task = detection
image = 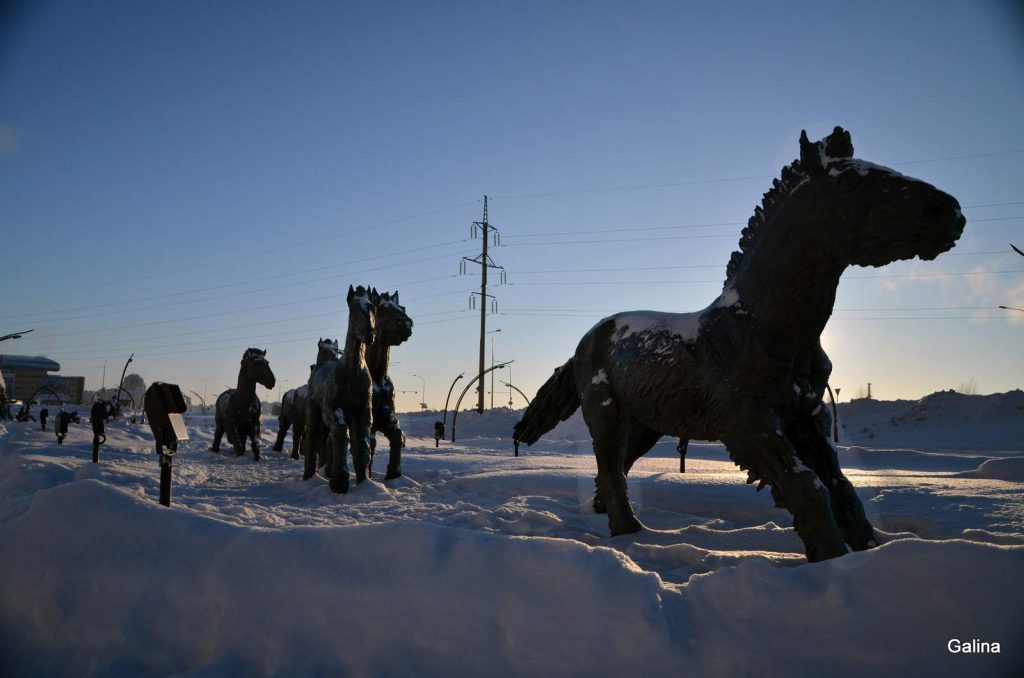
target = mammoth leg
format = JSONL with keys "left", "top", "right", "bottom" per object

{"left": 623, "top": 420, "right": 661, "bottom": 476}
{"left": 350, "top": 403, "right": 372, "bottom": 485}
{"left": 788, "top": 408, "right": 877, "bottom": 551}
{"left": 273, "top": 415, "right": 289, "bottom": 452}
{"left": 328, "top": 412, "right": 350, "bottom": 494}
{"left": 583, "top": 394, "right": 641, "bottom": 536}
{"left": 211, "top": 424, "right": 224, "bottom": 452}
{"left": 594, "top": 419, "right": 659, "bottom": 514}
{"left": 291, "top": 415, "right": 305, "bottom": 461}
{"left": 303, "top": 403, "right": 324, "bottom": 481}
{"left": 724, "top": 429, "right": 848, "bottom": 563}
{"left": 380, "top": 410, "right": 404, "bottom": 480}
{"left": 251, "top": 423, "right": 261, "bottom": 461}
{"left": 252, "top": 416, "right": 263, "bottom": 458}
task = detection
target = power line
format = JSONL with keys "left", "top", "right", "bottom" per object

{"left": 488, "top": 149, "right": 1024, "bottom": 202}
{"left": 503, "top": 270, "right": 1024, "bottom": 286}
{"left": 38, "top": 285, "right": 480, "bottom": 340}
{"left": 15, "top": 198, "right": 483, "bottom": 302}
{"left": 0, "top": 240, "right": 473, "bottom": 323}
{"left": 506, "top": 253, "right": 1017, "bottom": 275}
{"left": 498, "top": 311, "right": 1020, "bottom": 322}
{"left": 500, "top": 202, "right": 1024, "bottom": 240}
{"left": 60, "top": 312, "right": 479, "bottom": 366}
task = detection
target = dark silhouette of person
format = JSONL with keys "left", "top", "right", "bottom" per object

{"left": 40, "top": 407, "right": 48, "bottom": 431}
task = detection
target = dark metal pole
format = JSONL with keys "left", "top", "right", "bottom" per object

{"left": 115, "top": 352, "right": 134, "bottom": 416}
{"left": 678, "top": 439, "right": 688, "bottom": 473}
{"left": 499, "top": 380, "right": 531, "bottom": 406}
{"left": 442, "top": 373, "right": 464, "bottom": 427}
{"left": 157, "top": 436, "right": 173, "bottom": 507}
{"left": 451, "top": 362, "right": 511, "bottom": 442}
{"left": 0, "top": 329, "right": 34, "bottom": 342}
{"left": 477, "top": 196, "right": 488, "bottom": 414}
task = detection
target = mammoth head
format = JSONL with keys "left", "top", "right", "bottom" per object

{"left": 799, "top": 126, "right": 854, "bottom": 175}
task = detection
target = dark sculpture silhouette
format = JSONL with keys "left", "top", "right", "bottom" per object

{"left": 211, "top": 348, "right": 276, "bottom": 460}
{"left": 90, "top": 400, "right": 107, "bottom": 462}
{"left": 304, "top": 286, "right": 376, "bottom": 493}
{"left": 272, "top": 385, "right": 306, "bottom": 458}
{"left": 272, "top": 338, "right": 339, "bottom": 459}
{"left": 514, "top": 127, "right": 966, "bottom": 562}
{"left": 365, "top": 290, "right": 413, "bottom": 479}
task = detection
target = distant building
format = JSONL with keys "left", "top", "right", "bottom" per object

{"left": 93, "top": 386, "right": 142, "bottom": 408}
{"left": 43, "top": 375, "right": 86, "bottom": 405}
{"left": 0, "top": 354, "right": 61, "bottom": 402}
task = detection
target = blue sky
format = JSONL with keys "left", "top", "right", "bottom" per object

{"left": 1, "top": 0, "right": 1022, "bottom": 410}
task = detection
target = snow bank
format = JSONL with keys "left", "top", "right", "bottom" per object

{"left": 1, "top": 475, "right": 1022, "bottom": 676}
{"left": 957, "top": 456, "right": 1024, "bottom": 482}
{"left": 0, "top": 479, "right": 680, "bottom": 677}
{"left": 680, "top": 538, "right": 1024, "bottom": 677}
{"left": 840, "top": 390, "right": 1024, "bottom": 451}
{"left": 407, "top": 389, "right": 1024, "bottom": 452}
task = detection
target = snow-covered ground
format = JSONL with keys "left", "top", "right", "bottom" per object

{"left": 1, "top": 393, "right": 1022, "bottom": 676}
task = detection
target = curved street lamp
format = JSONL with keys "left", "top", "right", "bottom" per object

{"left": 499, "top": 380, "right": 531, "bottom": 407}
{"left": 442, "top": 373, "right": 464, "bottom": 427}
{"left": 450, "top": 361, "right": 512, "bottom": 442}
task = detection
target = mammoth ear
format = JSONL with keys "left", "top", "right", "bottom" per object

{"left": 347, "top": 285, "right": 355, "bottom": 302}
{"left": 823, "top": 126, "right": 854, "bottom": 159}
{"left": 799, "top": 130, "right": 824, "bottom": 174}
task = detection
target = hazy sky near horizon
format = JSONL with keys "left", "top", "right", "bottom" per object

{"left": 1, "top": 0, "right": 1022, "bottom": 410}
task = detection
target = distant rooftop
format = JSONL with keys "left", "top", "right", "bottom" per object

{"left": 0, "top": 354, "right": 61, "bottom": 372}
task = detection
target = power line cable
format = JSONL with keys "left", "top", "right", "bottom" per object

{"left": 488, "top": 148, "right": 1024, "bottom": 201}
{"left": 39, "top": 286, "right": 479, "bottom": 340}
{"left": 501, "top": 202, "right": 1024, "bottom": 240}
{"left": 15, "top": 198, "right": 483, "bottom": 301}
{"left": 504, "top": 269, "right": 1024, "bottom": 286}
{"left": 0, "top": 240, "right": 473, "bottom": 323}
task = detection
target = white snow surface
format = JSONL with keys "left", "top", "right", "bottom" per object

{"left": 2, "top": 392, "right": 1023, "bottom": 676}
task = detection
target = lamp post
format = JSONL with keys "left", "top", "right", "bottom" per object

{"left": 487, "top": 329, "right": 502, "bottom": 410}
{"left": 450, "top": 361, "right": 511, "bottom": 442}
{"left": 442, "top": 373, "right": 464, "bottom": 427}
{"left": 115, "top": 353, "right": 134, "bottom": 417}
{"left": 0, "top": 329, "right": 33, "bottom": 343}
{"left": 500, "top": 380, "right": 531, "bottom": 407}
{"left": 189, "top": 390, "right": 206, "bottom": 411}
{"left": 412, "top": 374, "right": 427, "bottom": 409}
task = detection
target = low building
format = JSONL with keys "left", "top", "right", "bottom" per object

{"left": 0, "top": 354, "right": 62, "bottom": 402}
{"left": 42, "top": 375, "right": 86, "bottom": 405}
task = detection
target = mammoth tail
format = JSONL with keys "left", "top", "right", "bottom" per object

{"left": 513, "top": 357, "right": 580, "bottom": 446}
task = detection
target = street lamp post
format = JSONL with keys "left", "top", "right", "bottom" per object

{"left": 487, "top": 329, "right": 501, "bottom": 410}
{"left": 115, "top": 353, "right": 134, "bottom": 417}
{"left": 450, "top": 361, "right": 511, "bottom": 442}
{"left": 0, "top": 329, "right": 33, "bottom": 343}
{"left": 442, "top": 373, "right": 464, "bottom": 427}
